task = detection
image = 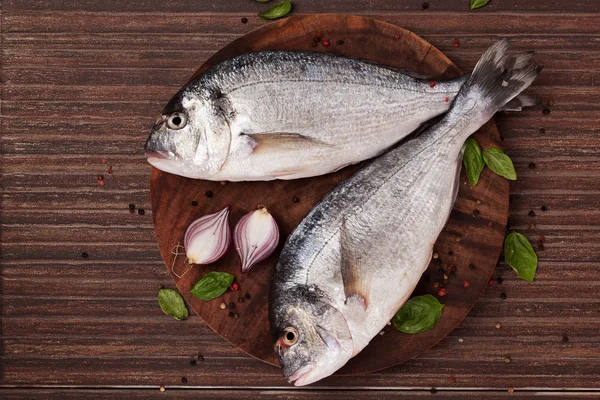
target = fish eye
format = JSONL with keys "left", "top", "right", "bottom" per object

{"left": 166, "top": 112, "right": 187, "bottom": 130}
{"left": 282, "top": 327, "right": 299, "bottom": 346}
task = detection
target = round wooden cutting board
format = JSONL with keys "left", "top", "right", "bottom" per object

{"left": 150, "top": 14, "right": 508, "bottom": 375}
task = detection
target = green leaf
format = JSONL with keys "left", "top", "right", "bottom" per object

{"left": 483, "top": 147, "right": 517, "bottom": 180}
{"left": 504, "top": 232, "right": 538, "bottom": 282}
{"left": 470, "top": 0, "right": 490, "bottom": 10}
{"left": 259, "top": 0, "right": 292, "bottom": 20}
{"left": 393, "top": 294, "right": 445, "bottom": 334}
{"left": 190, "top": 271, "right": 234, "bottom": 301}
{"left": 463, "top": 138, "right": 485, "bottom": 186}
{"left": 158, "top": 288, "right": 188, "bottom": 320}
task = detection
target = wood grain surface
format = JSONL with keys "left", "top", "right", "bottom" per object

{"left": 1, "top": 0, "right": 600, "bottom": 399}
{"left": 151, "top": 14, "right": 508, "bottom": 374}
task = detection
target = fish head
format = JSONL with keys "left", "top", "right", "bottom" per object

{"left": 145, "top": 85, "right": 231, "bottom": 179}
{"left": 271, "top": 286, "right": 354, "bottom": 386}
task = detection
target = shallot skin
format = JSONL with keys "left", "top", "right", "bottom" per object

{"left": 184, "top": 205, "right": 231, "bottom": 265}
{"left": 234, "top": 207, "right": 279, "bottom": 273}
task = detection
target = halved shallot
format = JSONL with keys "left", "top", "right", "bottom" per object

{"left": 184, "top": 205, "right": 231, "bottom": 265}
{"left": 234, "top": 207, "right": 279, "bottom": 273}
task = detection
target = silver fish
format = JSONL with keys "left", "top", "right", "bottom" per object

{"left": 269, "top": 40, "right": 541, "bottom": 386}
{"left": 145, "top": 51, "right": 470, "bottom": 181}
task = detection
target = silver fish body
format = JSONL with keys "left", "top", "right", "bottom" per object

{"left": 145, "top": 52, "right": 467, "bottom": 181}
{"left": 269, "top": 40, "right": 541, "bottom": 386}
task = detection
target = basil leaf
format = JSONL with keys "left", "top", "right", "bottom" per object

{"left": 393, "top": 294, "right": 445, "bottom": 334}
{"left": 504, "top": 232, "right": 538, "bottom": 282}
{"left": 463, "top": 138, "right": 485, "bottom": 186}
{"left": 470, "top": 0, "right": 489, "bottom": 10}
{"left": 158, "top": 288, "right": 188, "bottom": 320}
{"left": 483, "top": 147, "right": 517, "bottom": 180}
{"left": 259, "top": 0, "right": 292, "bottom": 20}
{"left": 191, "top": 271, "right": 234, "bottom": 301}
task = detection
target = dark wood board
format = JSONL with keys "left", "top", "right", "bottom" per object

{"left": 2, "top": 0, "right": 600, "bottom": 398}
{"left": 150, "top": 14, "right": 508, "bottom": 374}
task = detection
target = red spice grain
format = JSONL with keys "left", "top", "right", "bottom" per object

{"left": 108, "top": 165, "right": 113, "bottom": 174}
{"left": 453, "top": 38, "right": 460, "bottom": 47}
{"left": 449, "top": 376, "right": 456, "bottom": 383}
{"left": 489, "top": 279, "right": 495, "bottom": 286}
{"left": 316, "top": 31, "right": 323, "bottom": 38}
{"left": 101, "top": 158, "right": 106, "bottom": 164}
{"left": 230, "top": 282, "right": 239, "bottom": 291}
{"left": 508, "top": 388, "right": 514, "bottom": 393}
{"left": 323, "top": 39, "right": 330, "bottom": 47}
{"left": 444, "top": 97, "right": 449, "bottom": 102}
{"left": 393, "top": 33, "right": 400, "bottom": 40}
{"left": 429, "top": 81, "right": 437, "bottom": 88}
{"left": 464, "top": 281, "right": 471, "bottom": 288}
{"left": 97, "top": 175, "right": 105, "bottom": 186}
{"left": 437, "top": 288, "right": 447, "bottom": 297}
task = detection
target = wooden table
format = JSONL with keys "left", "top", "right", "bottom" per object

{"left": 1, "top": 1, "right": 599, "bottom": 399}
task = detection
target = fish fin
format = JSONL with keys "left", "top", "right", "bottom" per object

{"left": 339, "top": 219, "right": 371, "bottom": 308}
{"left": 245, "top": 132, "right": 330, "bottom": 154}
{"left": 499, "top": 94, "right": 540, "bottom": 112}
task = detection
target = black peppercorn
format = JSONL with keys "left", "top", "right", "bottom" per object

{"left": 336, "top": 39, "right": 344, "bottom": 45}
{"left": 422, "top": 2, "right": 429, "bottom": 9}
{"left": 540, "top": 128, "right": 546, "bottom": 134}
{"left": 541, "top": 205, "right": 548, "bottom": 212}
{"left": 292, "top": 196, "right": 300, "bottom": 203}
{"left": 191, "top": 201, "right": 198, "bottom": 207}
{"left": 497, "top": 277, "right": 504, "bottom": 284}
{"left": 129, "top": 204, "right": 135, "bottom": 210}
{"left": 190, "top": 360, "right": 197, "bottom": 366}
{"left": 543, "top": 108, "right": 550, "bottom": 115}
{"left": 238, "top": 297, "right": 244, "bottom": 303}
{"left": 473, "top": 209, "right": 480, "bottom": 217}
{"left": 529, "top": 162, "right": 536, "bottom": 169}
{"left": 469, "top": 263, "right": 476, "bottom": 270}
{"left": 228, "top": 302, "right": 235, "bottom": 309}
{"left": 562, "top": 336, "right": 569, "bottom": 343}
{"left": 241, "top": 17, "right": 248, "bottom": 24}
{"left": 500, "top": 293, "right": 507, "bottom": 299}
{"left": 528, "top": 210, "right": 536, "bottom": 217}
{"left": 181, "top": 377, "right": 187, "bottom": 383}
{"left": 228, "top": 311, "right": 234, "bottom": 317}
{"left": 138, "top": 209, "right": 145, "bottom": 215}
{"left": 81, "top": 252, "right": 89, "bottom": 259}
{"left": 205, "top": 190, "right": 213, "bottom": 198}
{"left": 448, "top": 251, "right": 454, "bottom": 256}
{"left": 244, "top": 293, "right": 251, "bottom": 299}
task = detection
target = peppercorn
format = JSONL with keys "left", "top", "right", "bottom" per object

{"left": 473, "top": 209, "right": 480, "bottom": 217}
{"left": 495, "top": 323, "right": 501, "bottom": 329}
{"left": 234, "top": 313, "right": 240, "bottom": 319}
{"left": 190, "top": 359, "right": 197, "bottom": 366}
{"left": 229, "top": 302, "right": 235, "bottom": 309}
{"left": 181, "top": 377, "right": 187, "bottom": 383}
{"left": 500, "top": 293, "right": 507, "bottom": 299}
{"left": 241, "top": 17, "right": 248, "bottom": 24}
{"left": 430, "top": 388, "right": 437, "bottom": 394}
{"left": 244, "top": 292, "right": 251, "bottom": 299}
{"left": 316, "top": 31, "right": 323, "bottom": 38}
{"left": 336, "top": 39, "right": 344, "bottom": 45}
{"left": 455, "top": 236, "right": 461, "bottom": 242}
{"left": 433, "top": 281, "right": 440, "bottom": 288}
{"left": 228, "top": 311, "right": 234, "bottom": 318}
{"left": 529, "top": 162, "right": 536, "bottom": 169}
{"left": 500, "top": 135, "right": 505, "bottom": 142}
{"left": 443, "top": 274, "right": 449, "bottom": 280}
{"left": 543, "top": 108, "right": 550, "bottom": 115}
{"left": 464, "top": 281, "right": 471, "bottom": 288}
{"left": 469, "top": 263, "right": 476, "bottom": 270}
{"left": 97, "top": 175, "right": 105, "bottom": 186}
{"left": 129, "top": 204, "right": 135, "bottom": 210}
{"left": 311, "top": 42, "right": 318, "bottom": 48}
{"left": 432, "top": 252, "right": 439, "bottom": 259}
{"left": 489, "top": 279, "right": 495, "bottom": 286}
{"left": 292, "top": 196, "right": 300, "bottom": 203}
{"left": 238, "top": 297, "right": 244, "bottom": 303}
{"left": 197, "top": 355, "right": 204, "bottom": 361}
{"left": 313, "top": 36, "right": 321, "bottom": 43}
{"left": 528, "top": 210, "right": 536, "bottom": 217}
{"left": 230, "top": 282, "right": 239, "bottom": 291}
{"left": 437, "top": 288, "right": 447, "bottom": 297}
{"left": 205, "top": 190, "right": 213, "bottom": 198}
{"left": 449, "top": 376, "right": 456, "bottom": 383}
{"left": 138, "top": 208, "right": 145, "bottom": 215}
{"left": 81, "top": 252, "right": 89, "bottom": 259}
{"left": 548, "top": 100, "right": 554, "bottom": 106}
{"left": 323, "top": 39, "right": 330, "bottom": 47}
{"left": 108, "top": 166, "right": 113, "bottom": 174}
{"left": 448, "top": 251, "right": 454, "bottom": 256}
{"left": 437, "top": 267, "right": 445, "bottom": 274}
{"left": 453, "top": 38, "right": 459, "bottom": 48}
{"left": 422, "top": 2, "right": 429, "bottom": 9}
{"left": 540, "top": 127, "right": 546, "bottom": 134}
{"left": 393, "top": 33, "right": 400, "bottom": 40}
{"left": 541, "top": 205, "right": 548, "bottom": 211}
{"left": 497, "top": 277, "right": 503, "bottom": 284}
{"left": 562, "top": 336, "right": 569, "bottom": 343}
{"left": 488, "top": 221, "right": 493, "bottom": 228}
{"left": 429, "top": 81, "right": 436, "bottom": 88}
{"left": 160, "top": 386, "right": 165, "bottom": 392}
{"left": 219, "top": 302, "right": 226, "bottom": 310}
{"left": 529, "top": 223, "right": 536, "bottom": 229}
{"left": 191, "top": 201, "right": 198, "bottom": 207}
{"left": 504, "top": 356, "right": 511, "bottom": 363}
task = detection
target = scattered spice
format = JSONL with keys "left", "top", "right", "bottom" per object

{"left": 292, "top": 196, "right": 300, "bottom": 203}
{"left": 542, "top": 108, "right": 550, "bottom": 115}
{"left": 528, "top": 210, "right": 536, "bottom": 217}
{"left": 432, "top": 252, "right": 439, "bottom": 259}
{"left": 138, "top": 208, "right": 145, "bottom": 215}
{"left": 497, "top": 277, "right": 504, "bottom": 284}
{"left": 393, "top": 33, "right": 400, "bottom": 40}
{"left": 455, "top": 236, "right": 461, "bottom": 242}
{"left": 323, "top": 39, "right": 330, "bottom": 47}
{"left": 500, "top": 293, "right": 507, "bottom": 299}
{"left": 433, "top": 281, "right": 440, "bottom": 288}
{"left": 488, "top": 221, "right": 493, "bottom": 228}
{"left": 97, "top": 175, "right": 105, "bottom": 186}
{"left": 453, "top": 38, "right": 460, "bottom": 48}
{"left": 476, "top": 199, "right": 481, "bottom": 205}
{"left": 473, "top": 209, "right": 480, "bottom": 217}
{"left": 108, "top": 165, "right": 113, "bottom": 174}
{"left": 464, "top": 281, "right": 471, "bottom": 288}
{"left": 430, "top": 388, "right": 437, "bottom": 394}
{"left": 230, "top": 282, "right": 239, "bottom": 291}
{"left": 458, "top": 338, "right": 464, "bottom": 343}
{"left": 437, "top": 288, "right": 447, "bottom": 297}
{"left": 548, "top": 100, "right": 555, "bottom": 106}
{"left": 469, "top": 263, "right": 477, "bottom": 270}
{"left": 539, "top": 127, "right": 546, "bottom": 134}
{"left": 537, "top": 236, "right": 545, "bottom": 251}
{"left": 422, "top": 2, "right": 429, "bottom": 9}
{"left": 443, "top": 274, "right": 449, "bottom": 280}
{"left": 244, "top": 292, "right": 251, "bottom": 299}
{"left": 238, "top": 296, "right": 245, "bottom": 303}
{"left": 190, "top": 359, "right": 197, "bottom": 366}
{"left": 197, "top": 355, "right": 204, "bottom": 361}
{"left": 444, "top": 97, "right": 449, "bottom": 102}
{"left": 160, "top": 386, "right": 165, "bottom": 392}
{"left": 313, "top": 36, "right": 321, "bottom": 43}
{"left": 504, "top": 356, "right": 512, "bottom": 363}
{"left": 495, "top": 323, "right": 501, "bottom": 329}
{"left": 82, "top": 252, "right": 89, "bottom": 259}
{"left": 541, "top": 205, "right": 548, "bottom": 211}
{"left": 336, "top": 39, "right": 344, "bottom": 45}
{"left": 228, "top": 311, "right": 234, "bottom": 318}
{"left": 181, "top": 377, "right": 187, "bottom": 383}
{"left": 191, "top": 201, "right": 198, "bottom": 207}
{"left": 489, "top": 279, "right": 495, "bottom": 286}
{"left": 529, "top": 224, "right": 536, "bottom": 230}
{"left": 449, "top": 376, "right": 456, "bottom": 383}
{"left": 241, "top": 17, "right": 248, "bottom": 24}
{"left": 562, "top": 335, "right": 569, "bottom": 343}
{"left": 316, "top": 31, "right": 323, "bottom": 38}
{"left": 129, "top": 204, "right": 135, "bottom": 211}
{"left": 508, "top": 388, "right": 515, "bottom": 393}
{"left": 234, "top": 312, "right": 240, "bottom": 319}
{"left": 219, "top": 302, "right": 227, "bottom": 310}
{"left": 529, "top": 162, "right": 536, "bottom": 169}
{"left": 429, "top": 80, "right": 437, "bottom": 88}
{"left": 448, "top": 251, "right": 454, "bottom": 256}
{"left": 228, "top": 301, "right": 236, "bottom": 309}
{"left": 205, "top": 190, "right": 213, "bottom": 198}
{"left": 220, "top": 181, "right": 227, "bottom": 185}
{"left": 101, "top": 158, "right": 107, "bottom": 164}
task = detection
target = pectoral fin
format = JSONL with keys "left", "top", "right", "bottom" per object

{"left": 340, "top": 220, "right": 371, "bottom": 310}
{"left": 245, "top": 132, "right": 331, "bottom": 154}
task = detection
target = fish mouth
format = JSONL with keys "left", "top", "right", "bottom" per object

{"left": 286, "top": 364, "right": 314, "bottom": 386}
{"left": 145, "top": 150, "right": 171, "bottom": 160}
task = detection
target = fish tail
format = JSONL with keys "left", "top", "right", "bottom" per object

{"left": 461, "top": 38, "right": 543, "bottom": 120}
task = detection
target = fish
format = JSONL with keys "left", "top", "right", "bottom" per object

{"left": 268, "top": 39, "right": 541, "bottom": 386}
{"left": 145, "top": 51, "right": 474, "bottom": 181}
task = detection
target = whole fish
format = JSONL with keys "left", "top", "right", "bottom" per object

{"left": 269, "top": 40, "right": 541, "bottom": 386}
{"left": 145, "top": 51, "right": 472, "bottom": 181}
